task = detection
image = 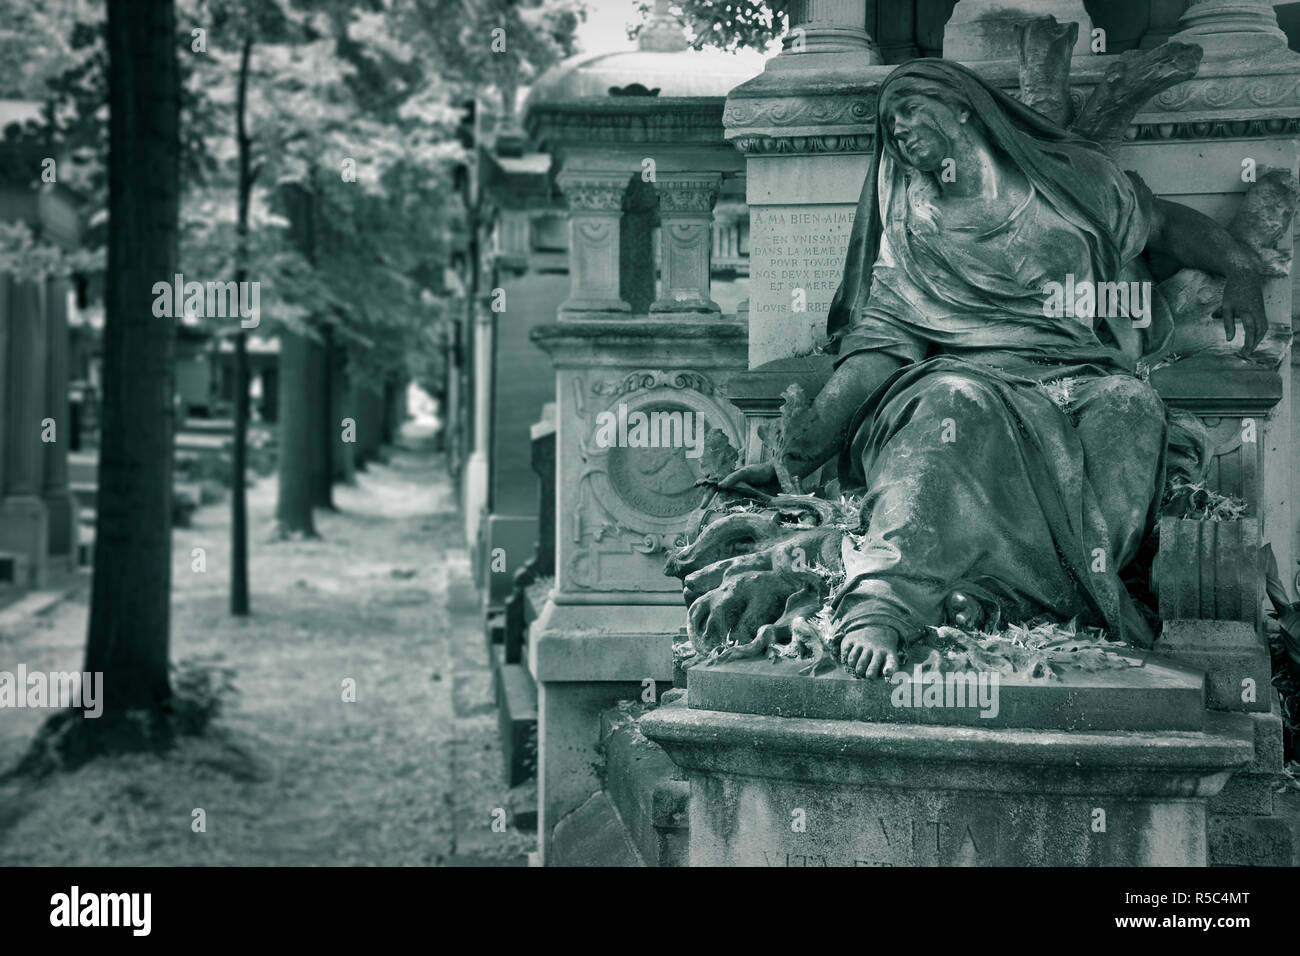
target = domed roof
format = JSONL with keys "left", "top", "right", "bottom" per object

{"left": 526, "top": 47, "right": 765, "bottom": 108}
{"left": 525, "top": 0, "right": 764, "bottom": 112}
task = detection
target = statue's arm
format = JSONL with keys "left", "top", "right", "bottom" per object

{"left": 719, "top": 351, "right": 904, "bottom": 491}
{"left": 1145, "top": 197, "right": 1267, "bottom": 355}
{"left": 785, "top": 351, "right": 905, "bottom": 477}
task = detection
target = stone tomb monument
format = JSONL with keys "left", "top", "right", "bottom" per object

{"left": 643, "top": 3, "right": 1300, "bottom": 866}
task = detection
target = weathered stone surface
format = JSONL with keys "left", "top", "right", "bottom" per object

{"left": 1154, "top": 518, "right": 1261, "bottom": 623}
{"left": 1207, "top": 771, "right": 1278, "bottom": 816}
{"left": 686, "top": 656, "right": 1208, "bottom": 732}
{"left": 1238, "top": 696, "right": 1285, "bottom": 773}
{"left": 1208, "top": 804, "right": 1300, "bottom": 867}
{"left": 550, "top": 791, "right": 644, "bottom": 867}
{"left": 529, "top": 603, "right": 680, "bottom": 683}
{"left": 641, "top": 703, "right": 1253, "bottom": 866}
{"left": 1152, "top": 620, "right": 1272, "bottom": 712}
{"left": 601, "top": 708, "right": 689, "bottom": 867}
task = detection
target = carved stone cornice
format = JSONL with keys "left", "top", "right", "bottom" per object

{"left": 724, "top": 48, "right": 1300, "bottom": 156}
{"left": 526, "top": 100, "right": 729, "bottom": 152}
{"left": 732, "top": 133, "right": 875, "bottom": 154}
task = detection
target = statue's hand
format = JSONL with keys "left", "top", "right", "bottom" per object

{"left": 1218, "top": 261, "right": 1267, "bottom": 357}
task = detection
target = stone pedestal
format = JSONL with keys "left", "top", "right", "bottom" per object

{"left": 528, "top": 318, "right": 747, "bottom": 863}
{"left": 641, "top": 659, "right": 1256, "bottom": 866}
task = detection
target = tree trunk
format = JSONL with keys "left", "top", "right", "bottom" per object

{"left": 274, "top": 327, "right": 318, "bottom": 537}
{"left": 230, "top": 35, "right": 253, "bottom": 615}
{"left": 330, "top": 345, "right": 355, "bottom": 484}
{"left": 275, "top": 182, "right": 327, "bottom": 534}
{"left": 84, "top": 0, "right": 180, "bottom": 710}
{"left": 314, "top": 324, "right": 335, "bottom": 508}
{"left": 355, "top": 381, "right": 382, "bottom": 466}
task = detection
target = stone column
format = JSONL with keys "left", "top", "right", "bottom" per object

{"left": 1173, "top": 0, "right": 1287, "bottom": 54}
{"left": 1141, "top": 0, "right": 1190, "bottom": 48}
{"left": 0, "top": 273, "right": 50, "bottom": 587}
{"left": 769, "top": 0, "right": 882, "bottom": 70}
{"left": 943, "top": 0, "right": 1093, "bottom": 60}
{"left": 651, "top": 173, "right": 721, "bottom": 314}
{"left": 42, "top": 275, "right": 75, "bottom": 565}
{"left": 555, "top": 170, "right": 631, "bottom": 314}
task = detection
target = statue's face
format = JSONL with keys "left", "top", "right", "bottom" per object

{"left": 884, "top": 91, "right": 963, "bottom": 173}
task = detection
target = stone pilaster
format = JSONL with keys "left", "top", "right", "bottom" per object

{"left": 0, "top": 273, "right": 49, "bottom": 587}
{"left": 1173, "top": 0, "right": 1288, "bottom": 55}
{"left": 770, "top": 0, "right": 882, "bottom": 70}
{"left": 556, "top": 170, "right": 631, "bottom": 315}
{"left": 652, "top": 173, "right": 721, "bottom": 314}
{"left": 42, "top": 276, "right": 75, "bottom": 564}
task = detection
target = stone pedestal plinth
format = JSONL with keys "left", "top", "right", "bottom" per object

{"left": 641, "top": 659, "right": 1256, "bottom": 866}
{"left": 555, "top": 172, "right": 632, "bottom": 315}
{"left": 651, "top": 174, "right": 722, "bottom": 314}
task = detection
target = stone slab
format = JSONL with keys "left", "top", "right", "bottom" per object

{"left": 493, "top": 648, "right": 538, "bottom": 788}
{"left": 747, "top": 203, "right": 857, "bottom": 364}
{"left": 529, "top": 601, "right": 681, "bottom": 682}
{"left": 687, "top": 655, "right": 1208, "bottom": 732}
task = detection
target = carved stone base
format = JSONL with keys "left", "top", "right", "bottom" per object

{"left": 642, "top": 699, "right": 1254, "bottom": 866}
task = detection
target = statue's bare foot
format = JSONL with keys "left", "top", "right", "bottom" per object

{"left": 839, "top": 626, "right": 901, "bottom": 679}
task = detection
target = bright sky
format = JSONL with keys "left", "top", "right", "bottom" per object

{"left": 573, "top": 0, "right": 649, "bottom": 54}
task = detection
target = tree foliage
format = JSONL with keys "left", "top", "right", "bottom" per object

{"left": 629, "top": 0, "right": 784, "bottom": 53}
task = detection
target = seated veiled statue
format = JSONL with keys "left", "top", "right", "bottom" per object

{"left": 669, "top": 59, "right": 1272, "bottom": 680}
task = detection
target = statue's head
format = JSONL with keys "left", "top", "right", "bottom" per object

{"left": 878, "top": 63, "right": 982, "bottom": 174}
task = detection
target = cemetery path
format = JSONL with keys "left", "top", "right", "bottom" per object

{"left": 0, "top": 425, "right": 532, "bottom": 866}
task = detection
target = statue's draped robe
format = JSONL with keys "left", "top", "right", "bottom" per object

{"left": 826, "top": 61, "right": 1175, "bottom": 647}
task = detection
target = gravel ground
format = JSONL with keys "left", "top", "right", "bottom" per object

{"left": 0, "top": 426, "right": 532, "bottom": 866}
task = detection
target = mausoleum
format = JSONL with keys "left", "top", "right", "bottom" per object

{"left": 510, "top": 0, "right": 1300, "bottom": 866}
